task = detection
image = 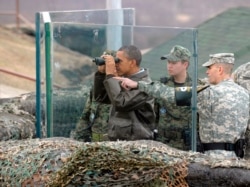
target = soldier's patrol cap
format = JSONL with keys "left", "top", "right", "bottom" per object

{"left": 161, "top": 45, "right": 191, "bottom": 62}
{"left": 202, "top": 53, "right": 234, "bottom": 67}
{"left": 102, "top": 49, "right": 116, "bottom": 57}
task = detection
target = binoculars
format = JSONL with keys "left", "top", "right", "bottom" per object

{"left": 92, "top": 57, "right": 120, "bottom": 66}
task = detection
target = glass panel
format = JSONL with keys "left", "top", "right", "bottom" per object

{"left": 36, "top": 9, "right": 198, "bottom": 151}
{"left": 43, "top": 22, "right": 198, "bottom": 152}
{"left": 45, "top": 8, "right": 135, "bottom": 25}
{"left": 50, "top": 23, "right": 197, "bottom": 87}
{"left": 36, "top": 9, "right": 135, "bottom": 138}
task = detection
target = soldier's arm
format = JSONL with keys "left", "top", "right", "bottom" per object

{"left": 137, "top": 81, "right": 176, "bottom": 104}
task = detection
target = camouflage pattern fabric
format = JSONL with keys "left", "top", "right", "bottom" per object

{"left": 204, "top": 150, "right": 237, "bottom": 159}
{"left": 72, "top": 90, "right": 111, "bottom": 142}
{"left": 233, "top": 62, "right": 250, "bottom": 159}
{"left": 138, "top": 79, "right": 249, "bottom": 157}
{"left": 233, "top": 62, "right": 250, "bottom": 93}
{"left": 233, "top": 62, "right": 250, "bottom": 128}
{"left": 0, "top": 102, "right": 36, "bottom": 141}
{"left": 1, "top": 138, "right": 250, "bottom": 186}
{"left": 72, "top": 49, "right": 115, "bottom": 142}
{"left": 91, "top": 101, "right": 110, "bottom": 141}
{"left": 161, "top": 45, "right": 191, "bottom": 61}
{"left": 154, "top": 75, "right": 192, "bottom": 151}
{"left": 197, "top": 79, "right": 249, "bottom": 144}
{"left": 202, "top": 53, "right": 234, "bottom": 67}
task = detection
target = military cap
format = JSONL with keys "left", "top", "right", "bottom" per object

{"left": 161, "top": 45, "right": 191, "bottom": 62}
{"left": 102, "top": 49, "right": 116, "bottom": 57}
{"left": 202, "top": 53, "right": 234, "bottom": 67}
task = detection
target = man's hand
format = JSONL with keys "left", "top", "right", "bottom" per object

{"left": 103, "top": 55, "right": 117, "bottom": 76}
{"left": 97, "top": 64, "right": 105, "bottom": 73}
{"left": 113, "top": 77, "right": 138, "bottom": 90}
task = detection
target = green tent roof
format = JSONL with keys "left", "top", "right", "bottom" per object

{"left": 142, "top": 7, "right": 250, "bottom": 80}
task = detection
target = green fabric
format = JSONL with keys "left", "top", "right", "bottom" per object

{"left": 155, "top": 75, "right": 192, "bottom": 150}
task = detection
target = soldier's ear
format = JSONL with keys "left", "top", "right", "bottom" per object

{"left": 184, "top": 61, "right": 189, "bottom": 68}
{"left": 217, "top": 65, "right": 224, "bottom": 75}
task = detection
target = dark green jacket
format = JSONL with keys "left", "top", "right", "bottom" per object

{"left": 94, "top": 68, "right": 156, "bottom": 141}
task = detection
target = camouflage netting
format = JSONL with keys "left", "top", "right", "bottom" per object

{"left": 0, "top": 138, "right": 188, "bottom": 187}
{"left": 1, "top": 91, "right": 250, "bottom": 186}
{"left": 2, "top": 89, "right": 250, "bottom": 160}
{"left": 0, "top": 99, "right": 36, "bottom": 141}
{"left": 0, "top": 85, "right": 91, "bottom": 139}
{"left": 0, "top": 138, "right": 250, "bottom": 187}
{"left": 51, "top": 86, "right": 91, "bottom": 137}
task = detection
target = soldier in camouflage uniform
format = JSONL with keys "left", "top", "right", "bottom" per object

{"left": 233, "top": 62, "right": 250, "bottom": 94}
{"left": 115, "top": 53, "right": 249, "bottom": 158}
{"left": 196, "top": 53, "right": 249, "bottom": 158}
{"left": 232, "top": 62, "right": 250, "bottom": 159}
{"left": 72, "top": 50, "right": 116, "bottom": 142}
{"left": 233, "top": 61, "right": 250, "bottom": 128}
{"left": 155, "top": 45, "right": 193, "bottom": 150}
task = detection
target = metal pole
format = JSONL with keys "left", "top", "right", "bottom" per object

{"left": 45, "top": 22, "right": 53, "bottom": 137}
{"left": 191, "top": 29, "right": 198, "bottom": 152}
{"left": 106, "top": 0, "right": 123, "bottom": 50}
{"left": 106, "top": 0, "right": 121, "bottom": 9}
{"left": 35, "top": 12, "right": 42, "bottom": 138}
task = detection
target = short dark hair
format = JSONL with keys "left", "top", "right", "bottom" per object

{"left": 118, "top": 45, "right": 142, "bottom": 66}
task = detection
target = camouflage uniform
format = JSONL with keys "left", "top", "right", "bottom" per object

{"left": 233, "top": 62, "right": 250, "bottom": 120}
{"left": 72, "top": 50, "right": 116, "bottom": 142}
{"left": 199, "top": 54, "right": 248, "bottom": 145}
{"left": 137, "top": 53, "right": 249, "bottom": 158}
{"left": 72, "top": 89, "right": 111, "bottom": 142}
{"left": 155, "top": 75, "right": 192, "bottom": 150}
{"left": 138, "top": 78, "right": 249, "bottom": 157}
{"left": 233, "top": 62, "right": 250, "bottom": 91}
{"left": 197, "top": 79, "right": 249, "bottom": 155}
{"left": 200, "top": 82, "right": 249, "bottom": 158}
{"left": 155, "top": 45, "right": 193, "bottom": 150}
{"left": 233, "top": 62, "right": 250, "bottom": 159}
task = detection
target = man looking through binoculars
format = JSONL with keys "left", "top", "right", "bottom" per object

{"left": 93, "top": 45, "right": 156, "bottom": 141}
